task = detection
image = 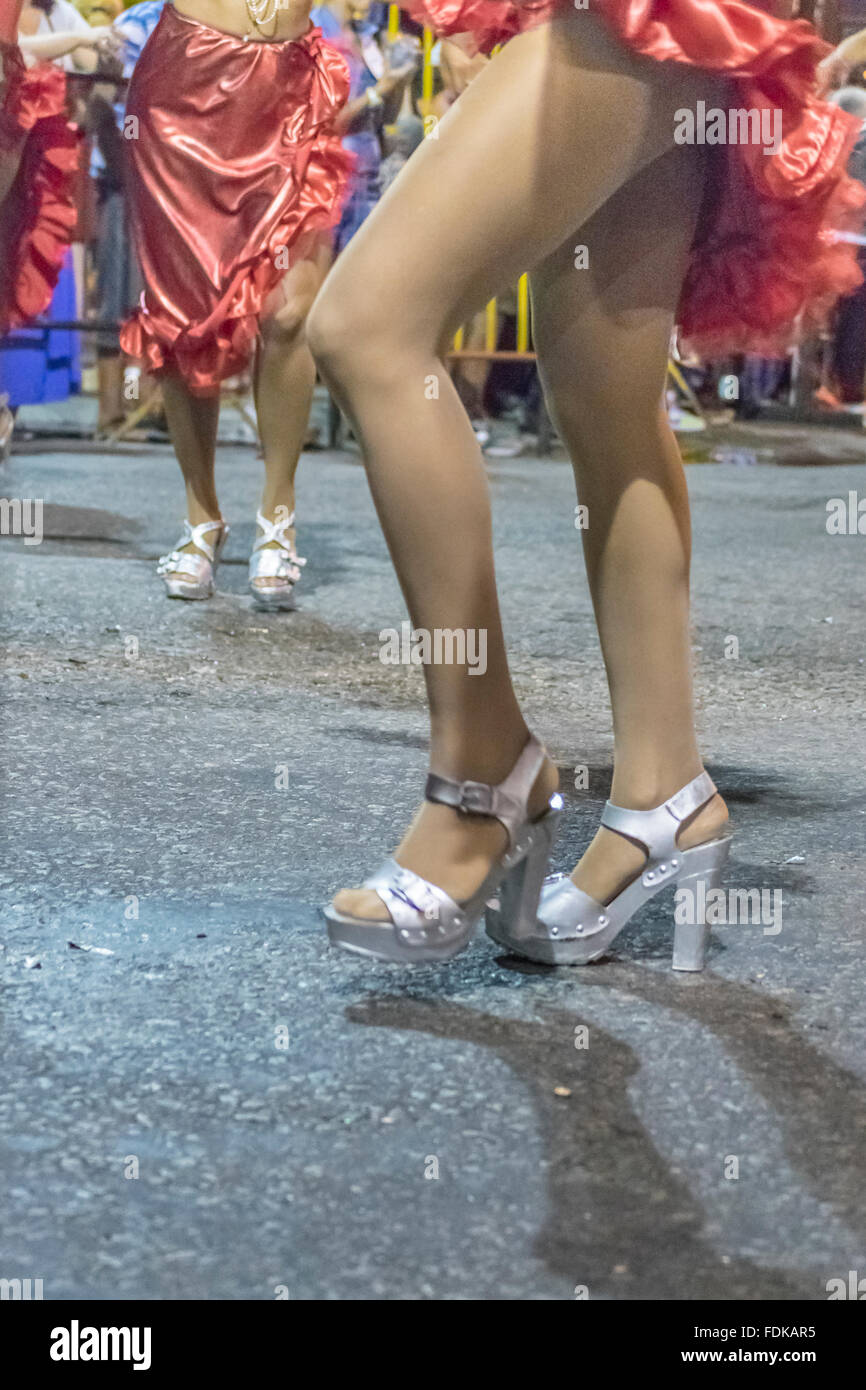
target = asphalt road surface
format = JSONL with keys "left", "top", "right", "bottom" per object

{"left": 1, "top": 423, "right": 864, "bottom": 1300}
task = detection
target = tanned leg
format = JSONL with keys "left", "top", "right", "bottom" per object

{"left": 530, "top": 144, "right": 728, "bottom": 906}
{"left": 160, "top": 376, "right": 225, "bottom": 560}
{"left": 308, "top": 11, "right": 725, "bottom": 921}
{"left": 252, "top": 239, "right": 331, "bottom": 591}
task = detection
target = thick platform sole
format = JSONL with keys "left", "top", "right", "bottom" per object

{"left": 250, "top": 586, "right": 297, "bottom": 612}
{"left": 485, "top": 914, "right": 602, "bottom": 966}
{"left": 324, "top": 800, "right": 562, "bottom": 966}
{"left": 486, "top": 835, "right": 732, "bottom": 968}
{"left": 163, "top": 581, "right": 214, "bottom": 601}
{"left": 323, "top": 907, "right": 475, "bottom": 964}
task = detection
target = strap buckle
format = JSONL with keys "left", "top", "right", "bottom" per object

{"left": 425, "top": 772, "right": 495, "bottom": 817}
{"left": 454, "top": 781, "right": 494, "bottom": 816}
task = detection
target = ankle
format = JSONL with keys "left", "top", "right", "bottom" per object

{"left": 427, "top": 727, "right": 557, "bottom": 828}
{"left": 609, "top": 760, "right": 705, "bottom": 810}
{"left": 429, "top": 720, "right": 531, "bottom": 785}
{"left": 186, "top": 503, "right": 223, "bottom": 529}
{"left": 259, "top": 498, "right": 295, "bottom": 525}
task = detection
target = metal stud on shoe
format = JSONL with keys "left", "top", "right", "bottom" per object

{"left": 487, "top": 768, "right": 732, "bottom": 969}
{"left": 324, "top": 734, "right": 561, "bottom": 965}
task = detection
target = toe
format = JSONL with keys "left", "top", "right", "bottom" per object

{"left": 332, "top": 888, "right": 391, "bottom": 922}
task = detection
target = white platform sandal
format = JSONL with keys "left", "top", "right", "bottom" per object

{"left": 324, "top": 734, "right": 563, "bottom": 965}
{"left": 486, "top": 770, "right": 732, "bottom": 971}
{"left": 248, "top": 510, "right": 305, "bottom": 611}
{"left": 157, "top": 519, "right": 229, "bottom": 601}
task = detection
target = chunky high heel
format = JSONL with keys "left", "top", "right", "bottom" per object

{"left": 248, "top": 510, "right": 305, "bottom": 611}
{"left": 485, "top": 770, "right": 731, "bottom": 970}
{"left": 157, "top": 518, "right": 229, "bottom": 600}
{"left": 324, "top": 734, "right": 562, "bottom": 964}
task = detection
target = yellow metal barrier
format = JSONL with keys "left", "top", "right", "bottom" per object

{"left": 422, "top": 27, "right": 434, "bottom": 104}
{"left": 485, "top": 298, "right": 497, "bottom": 353}
{"left": 516, "top": 274, "right": 530, "bottom": 352}
{"left": 450, "top": 281, "right": 534, "bottom": 362}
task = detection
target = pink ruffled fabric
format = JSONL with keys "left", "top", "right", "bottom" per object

{"left": 403, "top": 0, "right": 866, "bottom": 353}
{"left": 0, "top": 52, "right": 81, "bottom": 332}
{"left": 120, "top": 11, "right": 352, "bottom": 394}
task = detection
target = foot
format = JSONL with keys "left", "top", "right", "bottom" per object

{"left": 157, "top": 518, "right": 227, "bottom": 600}
{"left": 332, "top": 753, "right": 560, "bottom": 923}
{"left": 249, "top": 508, "right": 304, "bottom": 604}
{"left": 572, "top": 787, "right": 729, "bottom": 906}
{"left": 250, "top": 515, "right": 295, "bottom": 590}
{"left": 174, "top": 521, "right": 227, "bottom": 564}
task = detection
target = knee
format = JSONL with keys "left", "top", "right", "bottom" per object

{"left": 306, "top": 282, "right": 351, "bottom": 381}
{"left": 540, "top": 350, "right": 668, "bottom": 453}
{"left": 307, "top": 280, "right": 389, "bottom": 388}
{"left": 260, "top": 293, "right": 312, "bottom": 348}
{"left": 308, "top": 280, "right": 424, "bottom": 393}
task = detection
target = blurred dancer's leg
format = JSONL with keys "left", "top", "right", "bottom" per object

{"left": 252, "top": 242, "right": 331, "bottom": 591}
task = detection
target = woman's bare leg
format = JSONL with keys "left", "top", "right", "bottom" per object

{"left": 256, "top": 243, "right": 332, "bottom": 501}
{"left": 161, "top": 375, "right": 222, "bottom": 530}
{"left": 530, "top": 146, "right": 729, "bottom": 906}
{"left": 308, "top": 11, "right": 722, "bottom": 919}
{"left": 158, "top": 242, "right": 329, "bottom": 571}
{"left": 252, "top": 241, "right": 331, "bottom": 586}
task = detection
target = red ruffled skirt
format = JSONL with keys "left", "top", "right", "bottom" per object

{"left": 120, "top": 9, "right": 352, "bottom": 394}
{"left": 0, "top": 47, "right": 80, "bottom": 333}
{"left": 405, "top": 0, "right": 866, "bottom": 354}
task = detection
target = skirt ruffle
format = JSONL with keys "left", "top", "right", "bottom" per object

{"left": 120, "top": 11, "right": 352, "bottom": 394}
{"left": 402, "top": 0, "right": 866, "bottom": 354}
{"left": 0, "top": 53, "right": 80, "bottom": 333}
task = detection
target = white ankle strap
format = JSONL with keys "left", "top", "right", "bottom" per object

{"left": 601, "top": 771, "right": 717, "bottom": 860}
{"left": 180, "top": 518, "right": 224, "bottom": 563}
{"left": 252, "top": 510, "right": 296, "bottom": 554}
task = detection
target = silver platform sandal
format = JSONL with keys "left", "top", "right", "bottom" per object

{"left": 157, "top": 518, "right": 229, "bottom": 600}
{"left": 486, "top": 770, "right": 731, "bottom": 971}
{"left": 324, "top": 734, "right": 563, "bottom": 964}
{"left": 248, "top": 510, "right": 305, "bottom": 611}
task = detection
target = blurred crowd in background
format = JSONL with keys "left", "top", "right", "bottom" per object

{"left": 1, "top": 0, "right": 865, "bottom": 461}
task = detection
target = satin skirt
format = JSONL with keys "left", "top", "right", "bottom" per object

{"left": 1, "top": 48, "right": 80, "bottom": 333}
{"left": 120, "top": 8, "right": 351, "bottom": 395}
{"left": 400, "top": 0, "right": 866, "bottom": 355}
